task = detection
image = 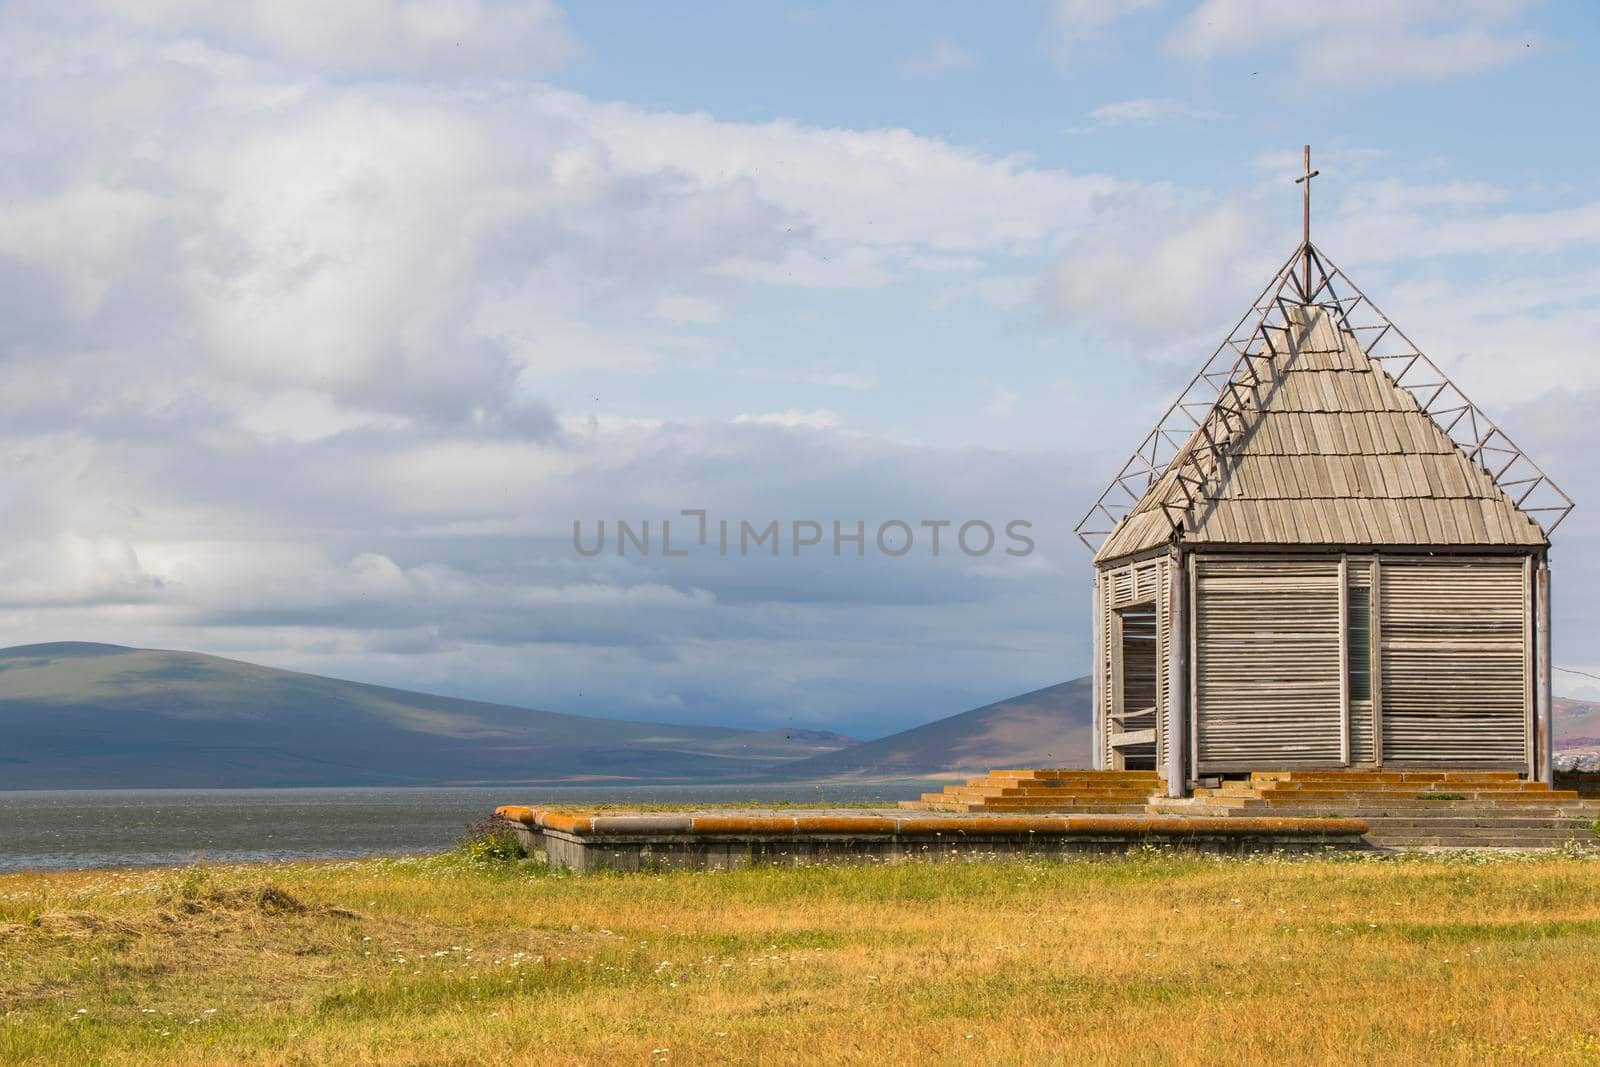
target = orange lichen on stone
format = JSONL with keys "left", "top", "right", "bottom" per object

{"left": 494, "top": 805, "right": 537, "bottom": 824}
{"left": 688, "top": 815, "right": 800, "bottom": 835}
{"left": 792, "top": 816, "right": 899, "bottom": 834}
{"left": 537, "top": 812, "right": 593, "bottom": 834}
{"left": 589, "top": 815, "right": 694, "bottom": 834}
{"left": 489, "top": 806, "right": 1367, "bottom": 840}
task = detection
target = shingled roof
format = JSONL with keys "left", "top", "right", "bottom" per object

{"left": 1092, "top": 302, "right": 1549, "bottom": 563}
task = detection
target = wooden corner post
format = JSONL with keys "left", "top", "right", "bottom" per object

{"left": 1165, "top": 549, "right": 1189, "bottom": 797}
{"left": 1535, "top": 554, "right": 1553, "bottom": 784}
{"left": 1091, "top": 571, "right": 1105, "bottom": 771}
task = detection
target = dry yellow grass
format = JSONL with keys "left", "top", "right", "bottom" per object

{"left": 3, "top": 849, "right": 1600, "bottom": 1065}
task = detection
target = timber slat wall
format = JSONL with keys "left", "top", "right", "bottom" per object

{"left": 1194, "top": 557, "right": 1344, "bottom": 770}
{"left": 1097, "top": 557, "right": 1168, "bottom": 769}
{"left": 1379, "top": 557, "right": 1529, "bottom": 766}
{"left": 1156, "top": 557, "right": 1171, "bottom": 773}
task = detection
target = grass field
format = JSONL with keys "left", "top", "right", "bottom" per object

{"left": 4, "top": 848, "right": 1600, "bottom": 1065}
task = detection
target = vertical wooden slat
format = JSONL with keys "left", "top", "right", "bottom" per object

{"left": 1109, "top": 593, "right": 1124, "bottom": 770}
{"left": 1188, "top": 558, "right": 1200, "bottom": 778}
{"left": 1102, "top": 565, "right": 1117, "bottom": 768}
{"left": 1536, "top": 555, "right": 1553, "bottom": 784}
{"left": 1524, "top": 555, "right": 1535, "bottom": 780}
{"left": 1156, "top": 556, "right": 1170, "bottom": 775}
{"left": 1092, "top": 572, "right": 1105, "bottom": 771}
{"left": 1338, "top": 553, "right": 1351, "bottom": 766}
{"left": 1371, "top": 556, "right": 1384, "bottom": 765}
{"left": 1165, "top": 550, "right": 1188, "bottom": 797}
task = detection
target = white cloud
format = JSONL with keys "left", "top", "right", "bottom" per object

{"left": 807, "top": 372, "right": 879, "bottom": 391}
{"left": 983, "top": 387, "right": 1019, "bottom": 418}
{"left": 972, "top": 274, "right": 1039, "bottom": 311}
{"left": 653, "top": 295, "right": 724, "bottom": 324}
{"left": 1070, "top": 97, "right": 1224, "bottom": 132}
{"left": 732, "top": 410, "right": 843, "bottom": 430}
{"left": 899, "top": 40, "right": 976, "bottom": 79}
{"left": 0, "top": 8, "right": 1139, "bottom": 729}
{"left": 0, "top": 22, "right": 1136, "bottom": 426}
{"left": 1302, "top": 27, "right": 1530, "bottom": 84}
{"left": 738, "top": 369, "right": 880, "bottom": 391}
{"left": 1336, "top": 178, "right": 1510, "bottom": 214}
{"left": 1347, "top": 268, "right": 1600, "bottom": 408}
{"left": 550, "top": 90, "right": 1130, "bottom": 251}
{"left": 1043, "top": 198, "right": 1285, "bottom": 355}
{"left": 182, "top": 95, "right": 516, "bottom": 410}
{"left": 92, "top": 0, "right": 576, "bottom": 77}
{"left": 1049, "top": 0, "right": 1162, "bottom": 62}
{"left": 1333, "top": 200, "right": 1600, "bottom": 262}
{"left": 0, "top": 406, "right": 1085, "bottom": 733}
{"left": 1169, "top": 0, "right": 1536, "bottom": 85}
{"left": 1035, "top": 162, "right": 1600, "bottom": 430}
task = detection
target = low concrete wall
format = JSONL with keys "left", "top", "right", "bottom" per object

{"left": 1556, "top": 771, "right": 1600, "bottom": 798}
{"left": 495, "top": 806, "right": 1369, "bottom": 873}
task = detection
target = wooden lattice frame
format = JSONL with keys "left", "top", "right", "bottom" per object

{"left": 1073, "top": 243, "right": 1574, "bottom": 552}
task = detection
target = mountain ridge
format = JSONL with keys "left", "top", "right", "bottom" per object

{"left": 0, "top": 642, "right": 856, "bottom": 788}
{"left": 3, "top": 642, "right": 1596, "bottom": 788}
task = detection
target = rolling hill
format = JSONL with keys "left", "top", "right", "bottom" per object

{"left": 4, "top": 642, "right": 1597, "bottom": 788}
{"left": 1555, "top": 697, "right": 1600, "bottom": 754}
{"left": 0, "top": 643, "right": 855, "bottom": 788}
{"left": 775, "top": 679, "right": 1095, "bottom": 781}
{"left": 777, "top": 682, "right": 1600, "bottom": 782}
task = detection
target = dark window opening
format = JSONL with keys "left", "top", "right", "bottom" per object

{"left": 1348, "top": 584, "right": 1372, "bottom": 703}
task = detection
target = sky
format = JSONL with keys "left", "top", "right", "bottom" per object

{"left": 3, "top": 0, "right": 1599, "bottom": 737}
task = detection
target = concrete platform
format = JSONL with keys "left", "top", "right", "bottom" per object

{"left": 494, "top": 805, "right": 1369, "bottom": 873}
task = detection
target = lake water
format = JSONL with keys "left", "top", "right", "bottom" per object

{"left": 0, "top": 784, "right": 929, "bottom": 873}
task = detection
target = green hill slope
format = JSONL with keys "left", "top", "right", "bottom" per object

{"left": 0, "top": 643, "right": 854, "bottom": 788}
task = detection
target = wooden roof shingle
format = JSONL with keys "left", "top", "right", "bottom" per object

{"left": 1094, "top": 304, "right": 1547, "bottom": 562}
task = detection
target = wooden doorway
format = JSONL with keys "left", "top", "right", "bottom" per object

{"left": 1110, "top": 602, "right": 1158, "bottom": 770}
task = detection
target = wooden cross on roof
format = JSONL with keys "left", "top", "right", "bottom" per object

{"left": 1294, "top": 144, "right": 1319, "bottom": 295}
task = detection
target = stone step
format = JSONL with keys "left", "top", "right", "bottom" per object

{"left": 1147, "top": 800, "right": 1252, "bottom": 813}
{"left": 1252, "top": 785, "right": 1564, "bottom": 797}
{"left": 1371, "top": 829, "right": 1598, "bottom": 841}
{"left": 1258, "top": 770, "right": 1523, "bottom": 783}
{"left": 946, "top": 783, "right": 1157, "bottom": 795}
{"left": 931, "top": 795, "right": 1154, "bottom": 808}
{"left": 1253, "top": 781, "right": 1570, "bottom": 793}
{"left": 979, "top": 771, "right": 1158, "bottom": 780}
{"left": 917, "top": 799, "right": 1153, "bottom": 813}
{"left": 1151, "top": 800, "right": 1599, "bottom": 818}
{"left": 1363, "top": 825, "right": 1600, "bottom": 844}
{"left": 1369, "top": 838, "right": 1593, "bottom": 844}
{"left": 1246, "top": 802, "right": 1598, "bottom": 815}
{"left": 1204, "top": 785, "right": 1595, "bottom": 799}
{"left": 939, "top": 789, "right": 1159, "bottom": 802}
{"left": 934, "top": 799, "right": 1152, "bottom": 809}
{"left": 1370, "top": 834, "right": 1596, "bottom": 848}
{"left": 948, "top": 780, "right": 1163, "bottom": 791}
{"left": 1188, "top": 802, "right": 1597, "bottom": 816}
